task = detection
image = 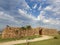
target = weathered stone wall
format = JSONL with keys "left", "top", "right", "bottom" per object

{"left": 2, "top": 26, "right": 58, "bottom": 39}
{"left": 2, "top": 27, "right": 18, "bottom": 38}
{"left": 41, "top": 28, "right": 58, "bottom": 35}
{"left": 2, "top": 26, "right": 38, "bottom": 39}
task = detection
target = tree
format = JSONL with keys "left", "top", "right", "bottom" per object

{"left": 6, "top": 25, "right": 9, "bottom": 27}
{"left": 21, "top": 27, "right": 26, "bottom": 30}
{"left": 21, "top": 25, "right": 32, "bottom": 30}
{"left": 26, "top": 25, "right": 32, "bottom": 30}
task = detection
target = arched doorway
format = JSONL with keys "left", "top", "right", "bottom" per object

{"left": 39, "top": 29, "right": 42, "bottom": 35}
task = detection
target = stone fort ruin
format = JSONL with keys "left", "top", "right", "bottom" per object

{"left": 2, "top": 25, "right": 58, "bottom": 39}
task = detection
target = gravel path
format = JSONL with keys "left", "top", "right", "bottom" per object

{"left": 0, "top": 35, "right": 53, "bottom": 45}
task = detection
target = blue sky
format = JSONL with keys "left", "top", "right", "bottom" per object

{"left": 0, "top": 0, "right": 60, "bottom": 30}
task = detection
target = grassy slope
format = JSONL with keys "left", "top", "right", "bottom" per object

{"left": 0, "top": 34, "right": 18, "bottom": 42}
{"left": 15, "top": 35, "right": 60, "bottom": 45}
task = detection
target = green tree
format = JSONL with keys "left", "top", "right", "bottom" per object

{"left": 26, "top": 25, "right": 32, "bottom": 30}
{"left": 21, "top": 27, "right": 26, "bottom": 30}
{"left": 6, "top": 25, "right": 9, "bottom": 27}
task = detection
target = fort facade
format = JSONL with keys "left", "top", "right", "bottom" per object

{"left": 2, "top": 26, "right": 58, "bottom": 38}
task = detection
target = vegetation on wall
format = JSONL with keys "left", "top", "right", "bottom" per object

{"left": 21, "top": 25, "right": 32, "bottom": 30}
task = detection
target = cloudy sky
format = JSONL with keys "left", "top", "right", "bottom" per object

{"left": 0, "top": 0, "right": 60, "bottom": 30}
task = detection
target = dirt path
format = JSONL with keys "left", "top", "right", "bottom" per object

{"left": 0, "top": 35, "right": 53, "bottom": 45}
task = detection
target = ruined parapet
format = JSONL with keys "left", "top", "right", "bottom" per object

{"left": 42, "top": 28, "right": 58, "bottom": 35}
{"left": 2, "top": 26, "right": 17, "bottom": 38}
{"left": 2, "top": 26, "right": 58, "bottom": 39}
{"left": 2, "top": 26, "right": 37, "bottom": 39}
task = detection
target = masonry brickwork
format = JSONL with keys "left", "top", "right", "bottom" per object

{"left": 2, "top": 26, "right": 58, "bottom": 39}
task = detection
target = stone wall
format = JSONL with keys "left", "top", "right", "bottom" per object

{"left": 2, "top": 26, "right": 58, "bottom": 39}
{"left": 41, "top": 28, "right": 58, "bottom": 35}
{"left": 2, "top": 26, "right": 38, "bottom": 39}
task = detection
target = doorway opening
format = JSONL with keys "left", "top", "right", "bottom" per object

{"left": 39, "top": 29, "right": 42, "bottom": 35}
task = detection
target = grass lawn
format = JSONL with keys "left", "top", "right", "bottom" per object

{"left": 0, "top": 34, "right": 19, "bottom": 42}
{"left": 15, "top": 35, "right": 60, "bottom": 45}
{"left": 0, "top": 34, "right": 41, "bottom": 43}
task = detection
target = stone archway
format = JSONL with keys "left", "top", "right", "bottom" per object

{"left": 39, "top": 29, "right": 42, "bottom": 35}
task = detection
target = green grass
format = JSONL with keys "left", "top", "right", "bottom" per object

{"left": 0, "top": 35, "right": 41, "bottom": 43}
{"left": 15, "top": 35, "right": 60, "bottom": 45}
{"left": 0, "top": 34, "right": 20, "bottom": 42}
{"left": 21, "top": 35, "right": 41, "bottom": 40}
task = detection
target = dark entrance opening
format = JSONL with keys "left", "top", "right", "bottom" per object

{"left": 39, "top": 29, "right": 42, "bottom": 35}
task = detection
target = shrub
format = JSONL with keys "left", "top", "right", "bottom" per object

{"left": 21, "top": 27, "right": 26, "bottom": 30}
{"left": 54, "top": 37, "right": 58, "bottom": 39}
{"left": 26, "top": 25, "right": 32, "bottom": 30}
{"left": 21, "top": 25, "right": 32, "bottom": 30}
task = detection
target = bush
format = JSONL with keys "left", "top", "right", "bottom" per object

{"left": 21, "top": 25, "right": 32, "bottom": 30}
{"left": 21, "top": 27, "right": 26, "bottom": 30}
{"left": 26, "top": 25, "right": 32, "bottom": 30}
{"left": 54, "top": 37, "right": 58, "bottom": 39}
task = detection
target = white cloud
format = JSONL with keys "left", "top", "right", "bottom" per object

{"left": 35, "top": 10, "right": 60, "bottom": 25}
{"left": 0, "top": 11, "right": 19, "bottom": 24}
{"left": 18, "top": 0, "right": 60, "bottom": 28}
{"left": 18, "top": 8, "right": 60, "bottom": 25}
{"left": 18, "top": 9, "right": 37, "bottom": 20}
{"left": 30, "top": 0, "right": 41, "bottom": 2}
{"left": 30, "top": 0, "right": 42, "bottom": 2}
{"left": 43, "top": 18, "right": 60, "bottom": 25}
{"left": 51, "top": 0, "right": 60, "bottom": 3}
{"left": 18, "top": 0, "right": 30, "bottom": 10}
{"left": 36, "top": 0, "right": 60, "bottom": 25}
{"left": 38, "top": 5, "right": 42, "bottom": 10}
{"left": 18, "top": 9, "right": 27, "bottom": 15}
{"left": 20, "top": 0, "right": 30, "bottom": 10}
{"left": 43, "top": 19, "right": 50, "bottom": 23}
{"left": 33, "top": 4, "right": 37, "bottom": 9}
{"left": 0, "top": 12, "right": 14, "bottom": 20}
{"left": 0, "top": 0, "right": 60, "bottom": 30}
{"left": 37, "top": 11, "right": 46, "bottom": 20}
{"left": 44, "top": 6, "right": 53, "bottom": 10}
